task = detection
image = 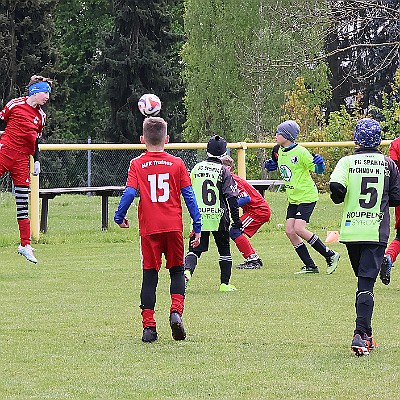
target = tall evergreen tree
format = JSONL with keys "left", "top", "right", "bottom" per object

{"left": 0, "top": 0, "right": 58, "bottom": 110}
{"left": 53, "top": 0, "right": 113, "bottom": 141}
{"left": 96, "top": 0, "right": 185, "bottom": 143}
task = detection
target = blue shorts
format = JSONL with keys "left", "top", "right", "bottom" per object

{"left": 286, "top": 202, "right": 316, "bottom": 223}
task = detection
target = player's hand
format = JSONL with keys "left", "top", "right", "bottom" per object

{"left": 313, "top": 153, "right": 324, "bottom": 164}
{"left": 232, "top": 219, "right": 243, "bottom": 229}
{"left": 190, "top": 232, "right": 201, "bottom": 248}
{"left": 33, "top": 161, "right": 41, "bottom": 176}
{"left": 118, "top": 217, "right": 130, "bottom": 228}
{"left": 264, "top": 158, "right": 278, "bottom": 171}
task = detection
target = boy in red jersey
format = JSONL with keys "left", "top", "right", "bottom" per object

{"left": 114, "top": 117, "right": 201, "bottom": 343}
{"left": 221, "top": 155, "right": 271, "bottom": 269}
{"left": 380, "top": 135, "right": 400, "bottom": 285}
{"left": 0, "top": 75, "right": 51, "bottom": 264}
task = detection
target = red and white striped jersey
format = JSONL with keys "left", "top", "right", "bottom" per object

{"left": 0, "top": 96, "right": 46, "bottom": 156}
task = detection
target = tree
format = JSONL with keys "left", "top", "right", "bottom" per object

{"left": 325, "top": 0, "right": 400, "bottom": 111}
{"left": 96, "top": 0, "right": 185, "bottom": 143}
{"left": 0, "top": 0, "right": 58, "bottom": 106}
{"left": 52, "top": 0, "right": 113, "bottom": 141}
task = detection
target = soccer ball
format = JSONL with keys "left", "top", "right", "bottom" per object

{"left": 138, "top": 93, "right": 161, "bottom": 117}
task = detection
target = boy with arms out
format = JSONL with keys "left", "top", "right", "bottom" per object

{"left": 330, "top": 118, "right": 400, "bottom": 356}
{"left": 0, "top": 75, "right": 52, "bottom": 264}
{"left": 221, "top": 155, "right": 271, "bottom": 269}
{"left": 184, "top": 135, "right": 242, "bottom": 291}
{"left": 264, "top": 120, "right": 340, "bottom": 274}
{"left": 114, "top": 117, "right": 201, "bottom": 343}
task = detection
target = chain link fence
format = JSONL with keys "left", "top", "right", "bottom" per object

{"left": 0, "top": 139, "right": 202, "bottom": 192}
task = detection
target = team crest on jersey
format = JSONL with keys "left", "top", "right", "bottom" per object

{"left": 33, "top": 116, "right": 39, "bottom": 125}
{"left": 279, "top": 164, "right": 292, "bottom": 182}
{"left": 290, "top": 156, "right": 299, "bottom": 164}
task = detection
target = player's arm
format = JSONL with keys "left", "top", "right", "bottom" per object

{"left": 238, "top": 195, "right": 250, "bottom": 207}
{"left": 181, "top": 185, "right": 202, "bottom": 247}
{"left": 181, "top": 185, "right": 201, "bottom": 234}
{"left": 114, "top": 186, "right": 137, "bottom": 228}
{"left": 329, "top": 158, "right": 348, "bottom": 204}
{"left": 227, "top": 196, "right": 242, "bottom": 228}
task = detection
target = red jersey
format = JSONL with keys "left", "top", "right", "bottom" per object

{"left": 126, "top": 151, "right": 192, "bottom": 236}
{"left": 232, "top": 173, "right": 271, "bottom": 217}
{"left": 0, "top": 96, "right": 46, "bottom": 156}
{"left": 389, "top": 137, "right": 400, "bottom": 163}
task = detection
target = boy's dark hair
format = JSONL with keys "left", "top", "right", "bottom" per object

{"left": 143, "top": 117, "right": 167, "bottom": 145}
{"left": 221, "top": 155, "right": 235, "bottom": 170}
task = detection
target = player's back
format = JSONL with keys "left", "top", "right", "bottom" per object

{"left": 127, "top": 151, "right": 192, "bottom": 236}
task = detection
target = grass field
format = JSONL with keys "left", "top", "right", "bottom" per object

{"left": 1, "top": 191, "right": 400, "bottom": 399}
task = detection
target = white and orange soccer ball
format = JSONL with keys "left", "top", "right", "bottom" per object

{"left": 137, "top": 93, "right": 161, "bottom": 117}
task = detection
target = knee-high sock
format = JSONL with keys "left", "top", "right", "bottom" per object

{"left": 308, "top": 234, "right": 334, "bottom": 258}
{"left": 140, "top": 269, "right": 158, "bottom": 328}
{"left": 294, "top": 242, "right": 315, "bottom": 267}
{"left": 355, "top": 276, "right": 375, "bottom": 336}
{"left": 170, "top": 266, "right": 185, "bottom": 315}
{"left": 219, "top": 255, "right": 232, "bottom": 285}
{"left": 184, "top": 252, "right": 198, "bottom": 275}
{"left": 386, "top": 238, "right": 400, "bottom": 263}
{"left": 15, "top": 186, "right": 30, "bottom": 246}
{"left": 233, "top": 235, "right": 256, "bottom": 259}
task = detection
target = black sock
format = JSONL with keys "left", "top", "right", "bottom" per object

{"left": 294, "top": 242, "right": 315, "bottom": 267}
{"left": 308, "top": 234, "right": 334, "bottom": 258}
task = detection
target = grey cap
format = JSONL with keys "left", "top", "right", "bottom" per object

{"left": 276, "top": 120, "right": 300, "bottom": 142}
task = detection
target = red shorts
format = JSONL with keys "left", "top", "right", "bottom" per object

{"left": 140, "top": 231, "right": 184, "bottom": 271}
{"left": 240, "top": 211, "right": 270, "bottom": 238}
{"left": 0, "top": 145, "right": 30, "bottom": 186}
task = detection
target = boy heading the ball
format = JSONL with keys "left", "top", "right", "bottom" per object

{"left": 114, "top": 117, "right": 201, "bottom": 343}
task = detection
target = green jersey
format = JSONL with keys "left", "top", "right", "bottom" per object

{"left": 277, "top": 144, "right": 318, "bottom": 204}
{"left": 191, "top": 160, "right": 237, "bottom": 231}
{"left": 330, "top": 150, "right": 400, "bottom": 244}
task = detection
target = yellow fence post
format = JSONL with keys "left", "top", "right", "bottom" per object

{"left": 237, "top": 143, "right": 247, "bottom": 179}
{"left": 30, "top": 156, "right": 40, "bottom": 241}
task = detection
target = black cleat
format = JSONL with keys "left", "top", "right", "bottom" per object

{"left": 142, "top": 326, "right": 158, "bottom": 343}
{"left": 351, "top": 333, "right": 370, "bottom": 356}
{"left": 170, "top": 311, "right": 186, "bottom": 341}
{"left": 236, "top": 258, "right": 263, "bottom": 269}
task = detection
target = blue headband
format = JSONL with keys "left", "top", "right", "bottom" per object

{"left": 28, "top": 82, "right": 51, "bottom": 96}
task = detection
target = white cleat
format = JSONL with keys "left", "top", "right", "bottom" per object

{"left": 18, "top": 244, "right": 38, "bottom": 264}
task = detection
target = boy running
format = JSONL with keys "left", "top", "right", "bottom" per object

{"left": 264, "top": 120, "right": 340, "bottom": 274}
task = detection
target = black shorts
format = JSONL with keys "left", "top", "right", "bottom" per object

{"left": 188, "top": 230, "right": 230, "bottom": 255}
{"left": 345, "top": 243, "right": 386, "bottom": 279}
{"left": 286, "top": 202, "right": 316, "bottom": 223}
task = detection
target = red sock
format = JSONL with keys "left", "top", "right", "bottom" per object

{"left": 233, "top": 235, "right": 255, "bottom": 259}
{"left": 170, "top": 293, "right": 185, "bottom": 316}
{"left": 17, "top": 219, "right": 31, "bottom": 246}
{"left": 141, "top": 309, "right": 156, "bottom": 328}
{"left": 386, "top": 239, "right": 400, "bottom": 263}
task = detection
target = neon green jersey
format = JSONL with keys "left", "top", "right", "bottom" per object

{"left": 278, "top": 144, "right": 318, "bottom": 204}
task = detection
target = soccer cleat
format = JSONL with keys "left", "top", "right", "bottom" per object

{"left": 17, "top": 244, "right": 37, "bottom": 264}
{"left": 142, "top": 327, "right": 158, "bottom": 343}
{"left": 326, "top": 251, "right": 340, "bottom": 274}
{"left": 184, "top": 270, "right": 192, "bottom": 288}
{"left": 365, "top": 334, "right": 377, "bottom": 349}
{"left": 294, "top": 266, "right": 319, "bottom": 274}
{"left": 380, "top": 255, "right": 392, "bottom": 285}
{"left": 219, "top": 283, "right": 237, "bottom": 292}
{"left": 170, "top": 311, "right": 186, "bottom": 340}
{"left": 351, "top": 333, "right": 370, "bottom": 356}
{"left": 236, "top": 258, "right": 263, "bottom": 269}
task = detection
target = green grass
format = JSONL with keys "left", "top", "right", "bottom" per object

{"left": 1, "top": 191, "right": 400, "bottom": 399}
